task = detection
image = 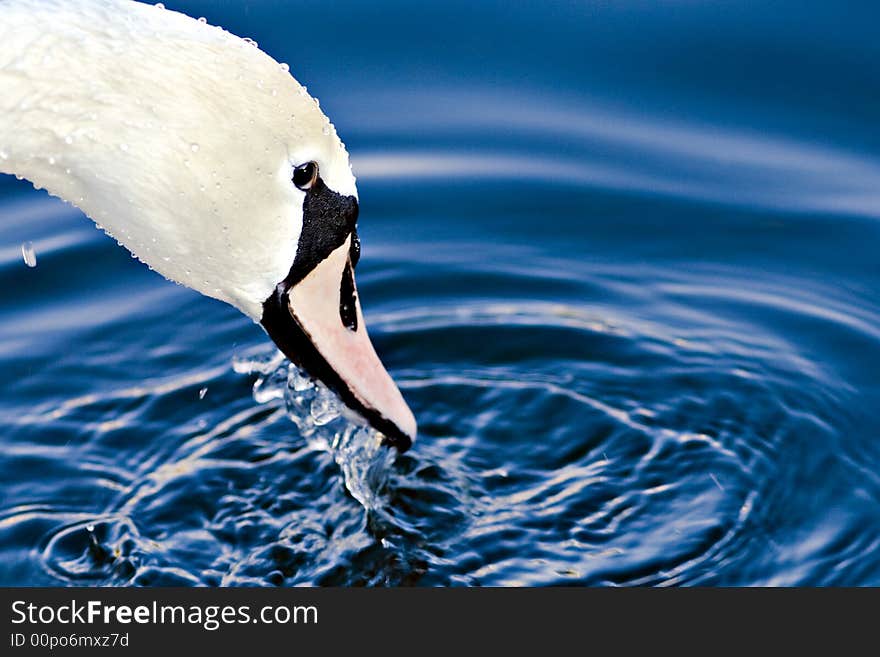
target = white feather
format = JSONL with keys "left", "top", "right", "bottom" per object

{"left": 0, "top": 0, "right": 357, "bottom": 319}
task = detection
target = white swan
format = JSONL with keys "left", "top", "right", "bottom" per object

{"left": 0, "top": 0, "right": 417, "bottom": 449}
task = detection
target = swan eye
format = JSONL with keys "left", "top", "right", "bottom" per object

{"left": 293, "top": 161, "right": 318, "bottom": 190}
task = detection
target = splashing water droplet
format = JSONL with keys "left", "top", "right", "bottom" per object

{"left": 280, "top": 62, "right": 290, "bottom": 72}
{"left": 252, "top": 366, "right": 289, "bottom": 403}
{"left": 243, "top": 37, "right": 259, "bottom": 48}
{"left": 21, "top": 242, "right": 37, "bottom": 268}
{"left": 237, "top": 348, "right": 395, "bottom": 509}
{"left": 289, "top": 368, "right": 315, "bottom": 392}
{"left": 310, "top": 386, "right": 340, "bottom": 426}
{"left": 198, "top": 16, "right": 207, "bottom": 23}
{"left": 198, "top": 387, "right": 207, "bottom": 400}
{"left": 154, "top": 2, "right": 165, "bottom": 8}
{"left": 232, "top": 346, "right": 285, "bottom": 376}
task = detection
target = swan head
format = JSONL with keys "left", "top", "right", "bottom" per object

{"left": 0, "top": 0, "right": 416, "bottom": 449}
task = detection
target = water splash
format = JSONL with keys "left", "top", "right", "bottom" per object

{"left": 232, "top": 347, "right": 395, "bottom": 510}
{"left": 20, "top": 241, "right": 36, "bottom": 268}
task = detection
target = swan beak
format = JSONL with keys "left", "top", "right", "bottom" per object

{"left": 260, "top": 238, "right": 417, "bottom": 451}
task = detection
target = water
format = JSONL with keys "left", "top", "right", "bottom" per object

{"left": 2, "top": 0, "right": 880, "bottom": 586}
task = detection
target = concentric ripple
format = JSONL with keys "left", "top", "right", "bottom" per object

{"left": 2, "top": 264, "right": 871, "bottom": 585}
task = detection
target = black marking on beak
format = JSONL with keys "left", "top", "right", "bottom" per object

{"left": 340, "top": 260, "right": 358, "bottom": 331}
{"left": 349, "top": 231, "right": 361, "bottom": 268}
{"left": 284, "top": 175, "right": 358, "bottom": 288}
{"left": 260, "top": 284, "right": 412, "bottom": 452}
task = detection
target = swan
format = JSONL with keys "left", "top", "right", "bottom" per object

{"left": 0, "top": 0, "right": 417, "bottom": 450}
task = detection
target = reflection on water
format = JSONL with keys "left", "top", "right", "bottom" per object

{"left": 353, "top": 91, "right": 880, "bottom": 218}
{"left": 2, "top": 0, "right": 880, "bottom": 586}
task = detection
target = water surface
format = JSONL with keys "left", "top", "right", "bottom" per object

{"left": 2, "top": 0, "right": 880, "bottom": 586}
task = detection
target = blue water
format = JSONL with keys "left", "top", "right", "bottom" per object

{"left": 2, "top": 0, "right": 880, "bottom": 586}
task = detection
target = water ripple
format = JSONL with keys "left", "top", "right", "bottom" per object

{"left": 4, "top": 278, "right": 861, "bottom": 586}
{"left": 3, "top": 20, "right": 880, "bottom": 584}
